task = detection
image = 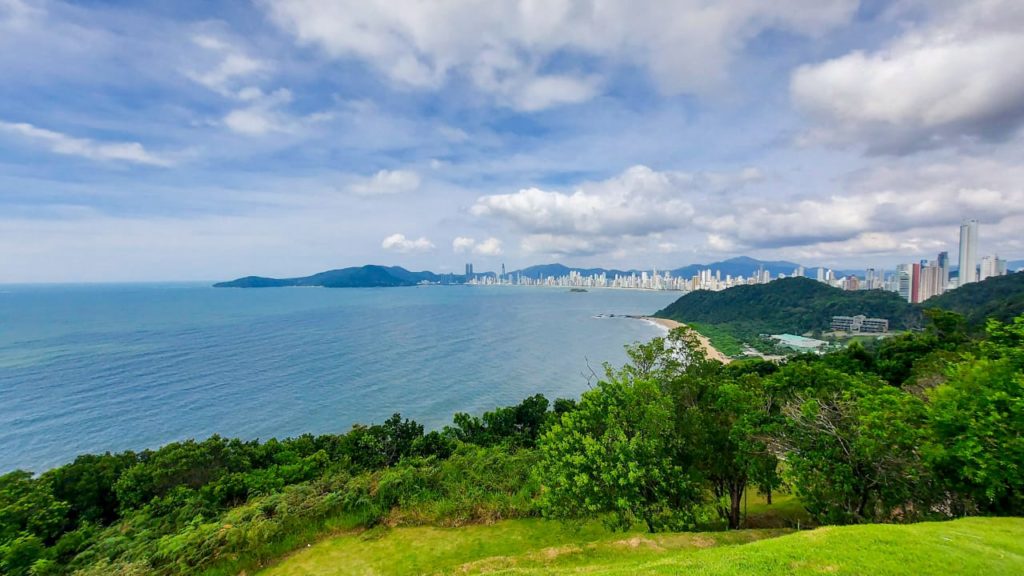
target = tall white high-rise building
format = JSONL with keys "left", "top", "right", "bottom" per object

{"left": 896, "top": 264, "right": 913, "bottom": 303}
{"left": 980, "top": 255, "right": 1008, "bottom": 281}
{"left": 958, "top": 219, "right": 979, "bottom": 286}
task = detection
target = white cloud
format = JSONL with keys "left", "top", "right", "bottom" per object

{"left": 222, "top": 88, "right": 299, "bottom": 135}
{"left": 381, "top": 233, "right": 435, "bottom": 253}
{"left": 452, "top": 236, "right": 476, "bottom": 253}
{"left": 696, "top": 155, "right": 1024, "bottom": 257}
{"left": 473, "top": 237, "right": 503, "bottom": 256}
{"left": 792, "top": 0, "right": 1024, "bottom": 153}
{"left": 471, "top": 165, "right": 695, "bottom": 237}
{"left": 349, "top": 169, "right": 421, "bottom": 196}
{"left": 0, "top": 120, "right": 172, "bottom": 166}
{"left": 451, "top": 236, "right": 504, "bottom": 256}
{"left": 260, "top": 0, "right": 857, "bottom": 110}
{"left": 186, "top": 34, "right": 269, "bottom": 96}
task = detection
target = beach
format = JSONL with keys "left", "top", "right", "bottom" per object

{"left": 642, "top": 317, "right": 733, "bottom": 364}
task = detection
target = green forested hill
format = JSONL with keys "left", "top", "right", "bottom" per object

{"left": 655, "top": 277, "right": 917, "bottom": 340}
{"left": 214, "top": 265, "right": 450, "bottom": 288}
{"left": 921, "top": 272, "right": 1024, "bottom": 326}
{"left": 656, "top": 273, "right": 1024, "bottom": 342}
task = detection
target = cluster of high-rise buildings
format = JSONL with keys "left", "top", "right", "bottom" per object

{"left": 462, "top": 220, "right": 1012, "bottom": 299}
{"left": 465, "top": 265, "right": 782, "bottom": 291}
{"left": 876, "top": 220, "right": 1006, "bottom": 303}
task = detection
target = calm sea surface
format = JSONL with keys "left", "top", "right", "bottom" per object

{"left": 0, "top": 284, "right": 679, "bottom": 472}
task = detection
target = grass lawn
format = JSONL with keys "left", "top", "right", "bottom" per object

{"left": 258, "top": 493, "right": 1022, "bottom": 576}
{"left": 258, "top": 519, "right": 787, "bottom": 576}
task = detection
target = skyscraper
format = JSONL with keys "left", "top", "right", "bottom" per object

{"left": 896, "top": 264, "right": 912, "bottom": 303}
{"left": 958, "top": 219, "right": 978, "bottom": 286}
{"left": 937, "top": 251, "right": 949, "bottom": 289}
{"left": 911, "top": 262, "right": 921, "bottom": 304}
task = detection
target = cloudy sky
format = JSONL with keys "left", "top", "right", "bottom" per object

{"left": 2, "top": 0, "right": 1023, "bottom": 282}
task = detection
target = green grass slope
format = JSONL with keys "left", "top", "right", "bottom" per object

{"left": 259, "top": 517, "right": 1022, "bottom": 576}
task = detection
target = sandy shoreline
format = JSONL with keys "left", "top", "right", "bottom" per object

{"left": 641, "top": 317, "right": 733, "bottom": 364}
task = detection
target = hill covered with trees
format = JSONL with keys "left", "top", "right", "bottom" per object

{"left": 921, "top": 272, "right": 1024, "bottom": 326}
{"left": 655, "top": 277, "right": 917, "bottom": 341}
{"left": 214, "top": 265, "right": 454, "bottom": 288}
{"left": 656, "top": 273, "right": 1024, "bottom": 344}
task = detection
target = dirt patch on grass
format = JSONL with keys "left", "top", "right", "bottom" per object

{"left": 612, "top": 536, "right": 666, "bottom": 551}
{"left": 689, "top": 535, "right": 718, "bottom": 548}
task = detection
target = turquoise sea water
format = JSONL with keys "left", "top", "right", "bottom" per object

{"left": 0, "top": 284, "right": 679, "bottom": 472}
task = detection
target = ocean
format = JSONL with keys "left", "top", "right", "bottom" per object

{"left": 0, "top": 283, "right": 680, "bottom": 472}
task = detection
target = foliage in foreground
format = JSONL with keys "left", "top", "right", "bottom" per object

{"left": 0, "top": 399, "right": 551, "bottom": 576}
{"left": 537, "top": 311, "right": 1024, "bottom": 531}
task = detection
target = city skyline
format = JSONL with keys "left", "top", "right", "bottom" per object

{"left": 461, "top": 220, "right": 1015, "bottom": 300}
{"left": 2, "top": 1, "right": 1024, "bottom": 282}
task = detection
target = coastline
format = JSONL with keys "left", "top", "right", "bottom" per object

{"left": 641, "top": 316, "right": 733, "bottom": 364}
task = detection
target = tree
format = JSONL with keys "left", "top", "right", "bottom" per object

{"left": 925, "top": 315, "right": 1024, "bottom": 515}
{"left": 449, "top": 395, "right": 551, "bottom": 448}
{"left": 670, "top": 360, "right": 776, "bottom": 529}
{"left": 537, "top": 376, "right": 698, "bottom": 532}
{"left": 771, "top": 365, "right": 930, "bottom": 523}
{"left": 0, "top": 471, "right": 69, "bottom": 544}
{"left": 346, "top": 414, "right": 424, "bottom": 469}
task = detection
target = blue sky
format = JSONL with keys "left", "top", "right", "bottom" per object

{"left": 1, "top": 0, "right": 1023, "bottom": 282}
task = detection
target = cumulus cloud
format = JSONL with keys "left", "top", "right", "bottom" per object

{"left": 451, "top": 236, "right": 504, "bottom": 256}
{"left": 381, "top": 233, "right": 435, "bottom": 253}
{"left": 697, "top": 156, "right": 1024, "bottom": 258}
{"left": 349, "top": 169, "right": 421, "bottom": 196}
{"left": 474, "top": 237, "right": 504, "bottom": 256}
{"left": 472, "top": 158, "right": 1024, "bottom": 262}
{"left": 791, "top": 0, "right": 1024, "bottom": 154}
{"left": 452, "top": 236, "right": 476, "bottom": 253}
{"left": 0, "top": 120, "right": 172, "bottom": 166}
{"left": 471, "top": 165, "right": 695, "bottom": 238}
{"left": 260, "top": 0, "right": 857, "bottom": 110}
{"left": 470, "top": 164, "right": 783, "bottom": 257}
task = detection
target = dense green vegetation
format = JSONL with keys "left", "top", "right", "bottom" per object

{"left": 262, "top": 516, "right": 1023, "bottom": 575}
{"left": 922, "top": 272, "right": 1024, "bottom": 326}
{"left": 656, "top": 272, "right": 1024, "bottom": 349}
{"left": 656, "top": 276, "right": 918, "bottom": 343}
{"left": 686, "top": 322, "right": 746, "bottom": 356}
{"left": 2, "top": 311, "right": 1022, "bottom": 575}
{"left": 536, "top": 310, "right": 1023, "bottom": 534}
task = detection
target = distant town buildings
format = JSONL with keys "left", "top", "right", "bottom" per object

{"left": 980, "top": 255, "right": 1007, "bottom": 281}
{"left": 832, "top": 315, "right": 889, "bottom": 334}
{"left": 461, "top": 219, "right": 1012, "bottom": 297}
